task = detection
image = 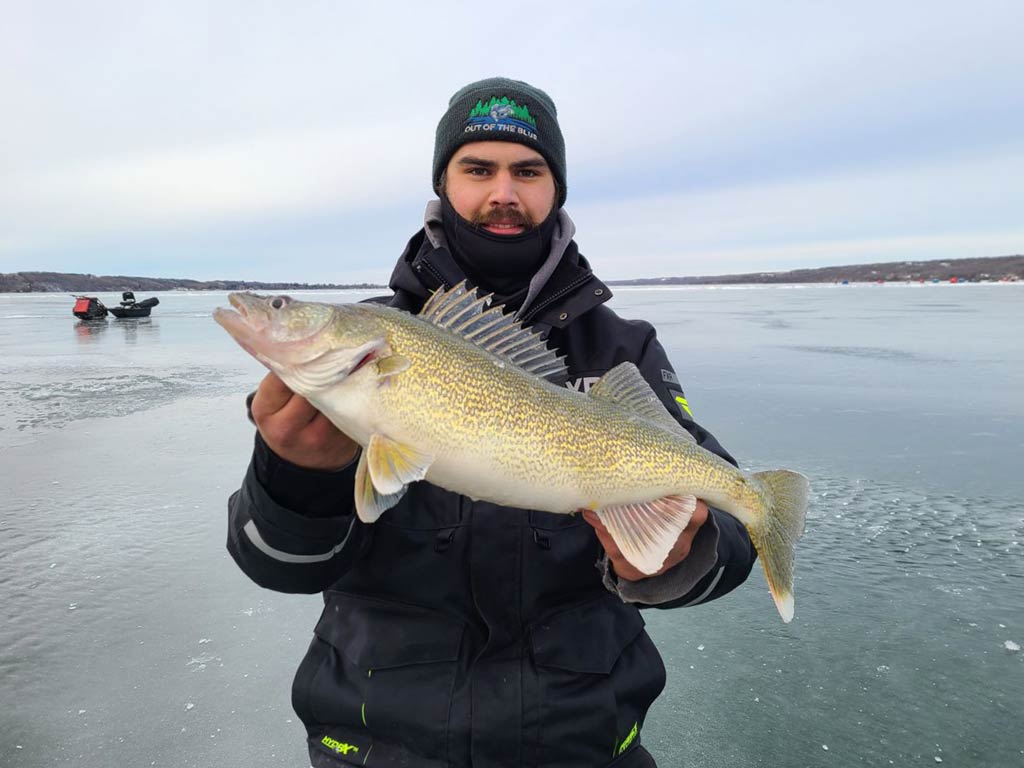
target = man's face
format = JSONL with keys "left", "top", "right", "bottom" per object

{"left": 444, "top": 142, "right": 557, "bottom": 236}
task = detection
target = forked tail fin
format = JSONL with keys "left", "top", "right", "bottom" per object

{"left": 748, "top": 470, "right": 809, "bottom": 622}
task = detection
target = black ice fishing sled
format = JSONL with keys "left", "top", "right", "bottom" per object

{"left": 109, "top": 291, "right": 160, "bottom": 318}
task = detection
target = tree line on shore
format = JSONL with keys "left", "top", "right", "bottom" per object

{"left": 606, "top": 255, "right": 1023, "bottom": 286}
{"left": 1, "top": 255, "right": 1021, "bottom": 293}
{"left": 0, "top": 272, "right": 381, "bottom": 293}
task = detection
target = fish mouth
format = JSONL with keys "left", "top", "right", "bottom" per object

{"left": 225, "top": 292, "right": 271, "bottom": 330}
{"left": 213, "top": 305, "right": 265, "bottom": 362}
{"left": 214, "top": 292, "right": 341, "bottom": 375}
{"left": 215, "top": 293, "right": 259, "bottom": 331}
{"left": 213, "top": 293, "right": 279, "bottom": 364}
{"left": 228, "top": 292, "right": 257, "bottom": 316}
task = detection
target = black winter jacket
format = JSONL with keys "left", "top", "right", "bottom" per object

{"left": 226, "top": 229, "right": 757, "bottom": 768}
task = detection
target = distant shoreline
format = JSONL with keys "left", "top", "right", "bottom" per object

{"left": 1, "top": 255, "right": 1020, "bottom": 293}
{"left": 605, "top": 254, "right": 1022, "bottom": 287}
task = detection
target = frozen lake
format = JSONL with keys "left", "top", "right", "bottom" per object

{"left": 1, "top": 284, "right": 1022, "bottom": 767}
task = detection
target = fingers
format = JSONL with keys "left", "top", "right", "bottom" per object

{"left": 582, "top": 510, "right": 618, "bottom": 556}
{"left": 251, "top": 372, "right": 321, "bottom": 455}
{"left": 274, "top": 389, "right": 321, "bottom": 428}
{"left": 688, "top": 500, "right": 710, "bottom": 530}
{"left": 582, "top": 509, "right": 609, "bottom": 545}
{"left": 251, "top": 373, "right": 294, "bottom": 421}
{"left": 259, "top": 399, "right": 322, "bottom": 452}
{"left": 304, "top": 410, "right": 346, "bottom": 448}
{"left": 251, "top": 373, "right": 317, "bottom": 425}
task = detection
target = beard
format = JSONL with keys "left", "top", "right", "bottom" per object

{"left": 470, "top": 206, "right": 537, "bottom": 231}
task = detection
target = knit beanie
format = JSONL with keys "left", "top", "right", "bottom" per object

{"left": 433, "top": 77, "right": 567, "bottom": 208}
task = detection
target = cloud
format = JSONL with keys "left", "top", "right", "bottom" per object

{"left": 572, "top": 146, "right": 1024, "bottom": 278}
{"left": 2, "top": 1, "right": 1022, "bottom": 280}
{"left": 0, "top": 124, "right": 432, "bottom": 255}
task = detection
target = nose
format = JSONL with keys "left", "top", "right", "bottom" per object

{"left": 487, "top": 170, "right": 520, "bottom": 207}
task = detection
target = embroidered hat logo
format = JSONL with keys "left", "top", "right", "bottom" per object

{"left": 464, "top": 96, "right": 539, "bottom": 140}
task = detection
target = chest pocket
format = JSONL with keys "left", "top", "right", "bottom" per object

{"left": 529, "top": 595, "right": 665, "bottom": 767}
{"left": 528, "top": 509, "right": 586, "bottom": 532}
{"left": 294, "top": 591, "right": 464, "bottom": 766}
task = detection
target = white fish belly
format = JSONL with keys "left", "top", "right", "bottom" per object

{"left": 424, "top": 450, "right": 583, "bottom": 513}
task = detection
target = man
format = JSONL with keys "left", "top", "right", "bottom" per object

{"left": 227, "top": 77, "right": 756, "bottom": 768}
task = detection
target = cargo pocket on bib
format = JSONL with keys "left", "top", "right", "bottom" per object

{"left": 529, "top": 596, "right": 650, "bottom": 767}
{"left": 296, "top": 591, "right": 464, "bottom": 765}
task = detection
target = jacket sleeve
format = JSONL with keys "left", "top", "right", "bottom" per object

{"left": 226, "top": 428, "right": 366, "bottom": 594}
{"left": 601, "top": 325, "right": 758, "bottom": 610}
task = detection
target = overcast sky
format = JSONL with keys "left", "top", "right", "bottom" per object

{"left": 2, "top": 1, "right": 1022, "bottom": 283}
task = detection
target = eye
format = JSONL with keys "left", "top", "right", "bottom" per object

{"left": 271, "top": 296, "right": 289, "bottom": 310}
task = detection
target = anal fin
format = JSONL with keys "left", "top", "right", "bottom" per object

{"left": 597, "top": 495, "right": 697, "bottom": 575}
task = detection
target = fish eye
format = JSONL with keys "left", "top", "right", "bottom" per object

{"left": 271, "top": 296, "right": 289, "bottom": 310}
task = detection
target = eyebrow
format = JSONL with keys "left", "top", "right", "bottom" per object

{"left": 457, "top": 156, "right": 549, "bottom": 171}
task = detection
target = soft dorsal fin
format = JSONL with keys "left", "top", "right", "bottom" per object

{"left": 589, "top": 362, "right": 696, "bottom": 443}
{"left": 419, "top": 281, "right": 568, "bottom": 382}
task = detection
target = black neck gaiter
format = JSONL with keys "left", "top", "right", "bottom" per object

{"left": 440, "top": 197, "right": 557, "bottom": 297}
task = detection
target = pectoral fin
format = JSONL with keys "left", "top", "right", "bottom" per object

{"left": 597, "top": 495, "right": 697, "bottom": 575}
{"left": 375, "top": 354, "right": 411, "bottom": 378}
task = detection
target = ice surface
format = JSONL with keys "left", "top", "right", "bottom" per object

{"left": 4, "top": 287, "right": 1024, "bottom": 768}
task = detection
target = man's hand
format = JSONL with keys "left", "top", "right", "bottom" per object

{"left": 582, "top": 500, "right": 710, "bottom": 581}
{"left": 250, "top": 373, "right": 360, "bottom": 471}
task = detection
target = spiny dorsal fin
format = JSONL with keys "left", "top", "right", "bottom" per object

{"left": 589, "top": 362, "right": 696, "bottom": 443}
{"left": 419, "top": 281, "right": 568, "bottom": 382}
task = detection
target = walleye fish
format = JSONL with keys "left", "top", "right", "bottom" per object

{"left": 215, "top": 283, "right": 809, "bottom": 622}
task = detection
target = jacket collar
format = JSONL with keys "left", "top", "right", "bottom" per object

{"left": 388, "top": 202, "right": 611, "bottom": 329}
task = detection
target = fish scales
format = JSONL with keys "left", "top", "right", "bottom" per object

{"left": 373, "top": 306, "right": 743, "bottom": 511}
{"left": 214, "top": 286, "right": 809, "bottom": 621}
